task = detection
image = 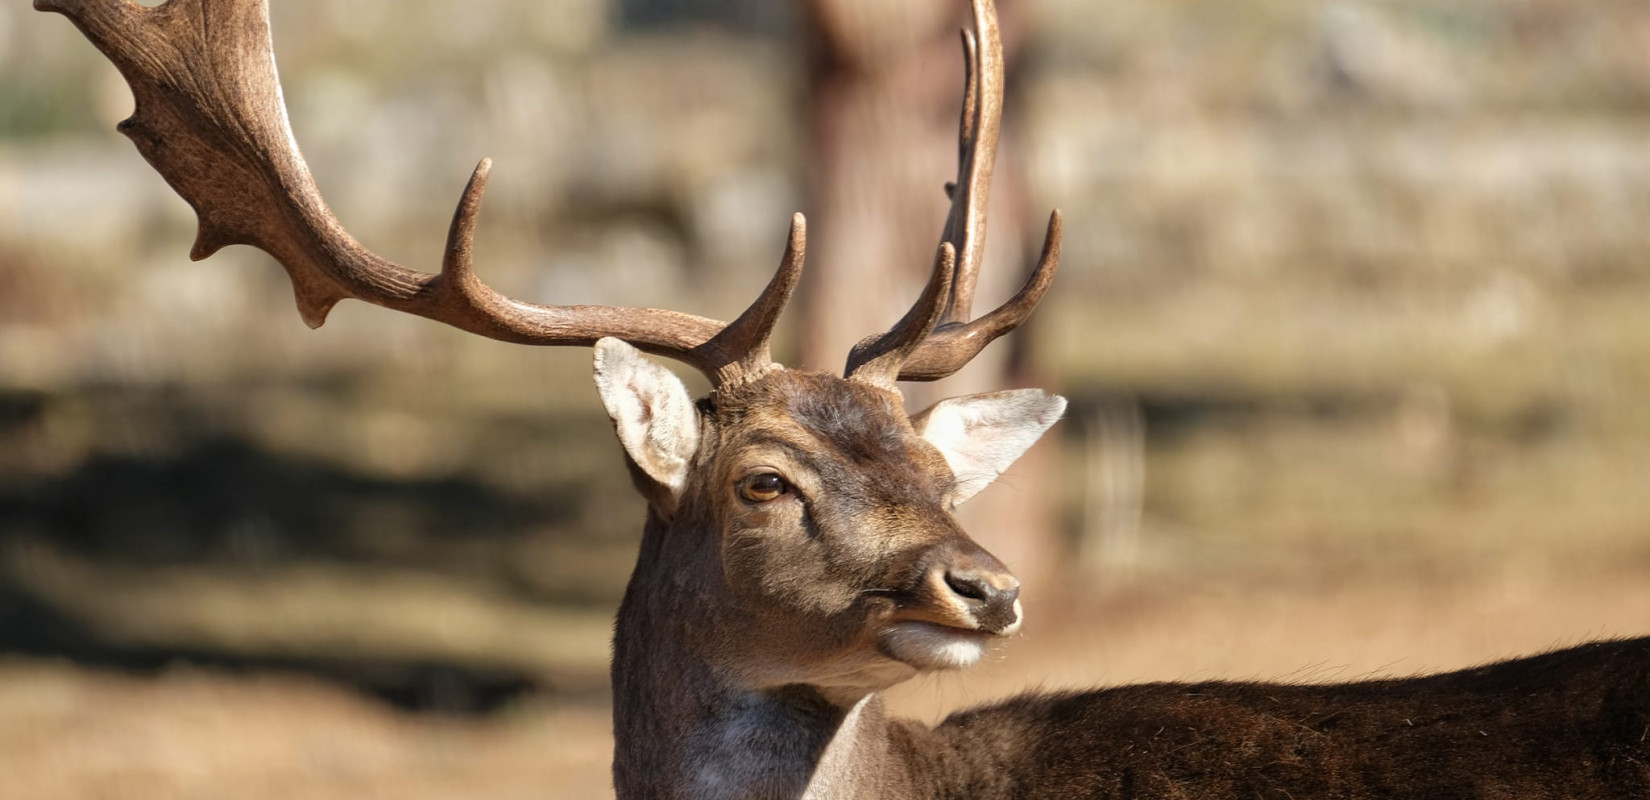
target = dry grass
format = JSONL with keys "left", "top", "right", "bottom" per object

{"left": 0, "top": 661, "right": 614, "bottom": 800}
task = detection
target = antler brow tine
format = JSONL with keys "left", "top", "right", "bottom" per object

{"left": 35, "top": 0, "right": 798, "bottom": 387}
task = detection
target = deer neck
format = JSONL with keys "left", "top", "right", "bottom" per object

{"left": 610, "top": 510, "right": 914, "bottom": 800}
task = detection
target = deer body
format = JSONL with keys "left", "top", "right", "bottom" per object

{"left": 596, "top": 353, "right": 1650, "bottom": 800}
{"left": 939, "top": 640, "right": 1650, "bottom": 799}
{"left": 37, "top": 0, "right": 1650, "bottom": 798}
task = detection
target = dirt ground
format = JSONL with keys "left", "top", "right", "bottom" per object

{"left": 4, "top": 566, "right": 1646, "bottom": 800}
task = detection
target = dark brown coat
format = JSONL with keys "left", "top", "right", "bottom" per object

{"left": 890, "top": 637, "right": 1650, "bottom": 799}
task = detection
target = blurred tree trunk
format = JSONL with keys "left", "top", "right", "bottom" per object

{"left": 799, "top": 0, "right": 1062, "bottom": 587}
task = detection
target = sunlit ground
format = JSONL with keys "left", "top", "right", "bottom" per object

{"left": 4, "top": 564, "right": 1646, "bottom": 800}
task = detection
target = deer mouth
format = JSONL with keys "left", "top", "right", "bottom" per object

{"left": 865, "top": 566, "right": 1023, "bottom": 670}
{"left": 877, "top": 620, "right": 999, "bottom": 671}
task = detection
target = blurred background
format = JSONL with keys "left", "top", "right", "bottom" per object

{"left": 5, "top": 0, "right": 1650, "bottom": 797}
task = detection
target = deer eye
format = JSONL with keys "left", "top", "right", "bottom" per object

{"left": 738, "top": 472, "right": 790, "bottom": 503}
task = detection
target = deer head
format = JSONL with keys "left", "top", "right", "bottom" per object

{"left": 598, "top": 341, "right": 1063, "bottom": 700}
{"left": 36, "top": 0, "right": 1061, "bottom": 712}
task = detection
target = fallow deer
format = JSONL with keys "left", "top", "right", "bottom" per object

{"left": 37, "top": 0, "right": 1650, "bottom": 798}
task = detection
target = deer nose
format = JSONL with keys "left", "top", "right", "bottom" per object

{"left": 943, "top": 567, "right": 1021, "bottom": 634}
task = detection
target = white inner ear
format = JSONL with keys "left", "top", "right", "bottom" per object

{"left": 912, "top": 389, "right": 1067, "bottom": 505}
{"left": 593, "top": 337, "right": 700, "bottom": 497}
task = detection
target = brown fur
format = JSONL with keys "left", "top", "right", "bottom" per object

{"left": 891, "top": 637, "right": 1650, "bottom": 798}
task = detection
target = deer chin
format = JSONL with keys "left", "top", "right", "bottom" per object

{"left": 878, "top": 621, "right": 998, "bottom": 671}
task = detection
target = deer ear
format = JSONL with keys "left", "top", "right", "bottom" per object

{"left": 912, "top": 389, "right": 1066, "bottom": 505}
{"left": 593, "top": 338, "right": 701, "bottom": 500}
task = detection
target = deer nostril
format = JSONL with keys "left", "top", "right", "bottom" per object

{"left": 945, "top": 571, "right": 991, "bottom": 602}
{"left": 941, "top": 568, "right": 1022, "bottom": 633}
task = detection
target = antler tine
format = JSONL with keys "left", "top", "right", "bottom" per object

{"left": 940, "top": 16, "right": 996, "bottom": 327}
{"left": 702, "top": 213, "right": 807, "bottom": 387}
{"left": 899, "top": 209, "right": 1061, "bottom": 380}
{"left": 844, "top": 0, "right": 1061, "bottom": 385}
{"left": 36, "top": 0, "right": 794, "bottom": 388}
{"left": 845, "top": 244, "right": 959, "bottom": 387}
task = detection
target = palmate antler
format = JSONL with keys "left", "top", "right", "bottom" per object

{"left": 38, "top": 0, "right": 1055, "bottom": 387}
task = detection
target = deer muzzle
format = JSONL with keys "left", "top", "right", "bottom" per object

{"left": 892, "top": 539, "right": 1023, "bottom": 636}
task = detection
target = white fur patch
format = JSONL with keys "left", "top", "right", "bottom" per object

{"left": 592, "top": 338, "right": 700, "bottom": 497}
{"left": 880, "top": 622, "right": 989, "bottom": 670}
{"left": 912, "top": 389, "right": 1067, "bottom": 504}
